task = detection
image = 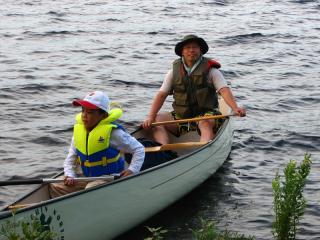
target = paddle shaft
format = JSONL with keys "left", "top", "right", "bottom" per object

{"left": 0, "top": 175, "right": 120, "bottom": 186}
{"left": 151, "top": 114, "right": 234, "bottom": 126}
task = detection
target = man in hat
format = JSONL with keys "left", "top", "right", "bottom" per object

{"left": 49, "top": 91, "right": 145, "bottom": 198}
{"left": 142, "top": 34, "right": 246, "bottom": 144}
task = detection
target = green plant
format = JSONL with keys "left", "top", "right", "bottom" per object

{"left": 272, "top": 153, "right": 312, "bottom": 240}
{"left": 191, "top": 218, "right": 218, "bottom": 240}
{"left": 191, "top": 218, "right": 255, "bottom": 240}
{"left": 144, "top": 226, "right": 168, "bottom": 240}
{"left": 0, "top": 213, "right": 56, "bottom": 240}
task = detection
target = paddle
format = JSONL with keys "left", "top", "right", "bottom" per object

{"left": 145, "top": 142, "right": 208, "bottom": 152}
{"left": 0, "top": 175, "right": 120, "bottom": 186}
{"left": 151, "top": 114, "right": 234, "bottom": 126}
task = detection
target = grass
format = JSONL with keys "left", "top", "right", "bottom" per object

{"left": 191, "top": 218, "right": 255, "bottom": 240}
{"left": 144, "top": 226, "right": 168, "bottom": 240}
{"left": 0, "top": 213, "right": 56, "bottom": 240}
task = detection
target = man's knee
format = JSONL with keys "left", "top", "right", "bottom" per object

{"left": 156, "top": 112, "right": 173, "bottom": 122}
{"left": 198, "top": 120, "right": 214, "bottom": 129}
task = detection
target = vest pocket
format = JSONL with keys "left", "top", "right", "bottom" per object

{"left": 172, "top": 92, "right": 190, "bottom": 117}
{"left": 173, "top": 81, "right": 186, "bottom": 92}
{"left": 172, "top": 105, "right": 191, "bottom": 118}
{"left": 196, "top": 88, "right": 213, "bottom": 109}
{"left": 192, "top": 74, "right": 206, "bottom": 87}
{"left": 173, "top": 92, "right": 188, "bottom": 105}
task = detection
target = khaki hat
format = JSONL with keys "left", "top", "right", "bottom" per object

{"left": 175, "top": 34, "right": 209, "bottom": 57}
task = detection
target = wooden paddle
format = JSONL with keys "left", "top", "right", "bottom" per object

{"left": 0, "top": 175, "right": 120, "bottom": 186}
{"left": 145, "top": 142, "right": 208, "bottom": 153}
{"left": 151, "top": 114, "right": 234, "bottom": 126}
{"left": 8, "top": 203, "right": 37, "bottom": 209}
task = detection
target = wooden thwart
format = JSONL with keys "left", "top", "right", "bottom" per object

{"left": 151, "top": 114, "right": 234, "bottom": 126}
{"left": 145, "top": 142, "right": 208, "bottom": 153}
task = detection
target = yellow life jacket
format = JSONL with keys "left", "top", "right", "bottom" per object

{"left": 73, "top": 108, "right": 125, "bottom": 177}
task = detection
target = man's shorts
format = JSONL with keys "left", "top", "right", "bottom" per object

{"left": 170, "top": 109, "right": 223, "bottom": 137}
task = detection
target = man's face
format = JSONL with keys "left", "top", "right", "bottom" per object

{"left": 182, "top": 42, "right": 201, "bottom": 64}
{"left": 81, "top": 107, "right": 105, "bottom": 131}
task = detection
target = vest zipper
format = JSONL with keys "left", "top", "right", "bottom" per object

{"left": 86, "top": 133, "right": 91, "bottom": 176}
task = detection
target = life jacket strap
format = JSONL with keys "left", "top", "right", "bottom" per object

{"left": 83, "top": 153, "right": 121, "bottom": 167}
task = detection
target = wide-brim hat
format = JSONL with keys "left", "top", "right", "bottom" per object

{"left": 72, "top": 91, "right": 110, "bottom": 112}
{"left": 175, "top": 34, "right": 209, "bottom": 57}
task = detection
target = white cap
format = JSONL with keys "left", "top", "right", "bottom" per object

{"left": 72, "top": 91, "right": 110, "bottom": 112}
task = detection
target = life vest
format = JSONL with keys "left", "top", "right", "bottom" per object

{"left": 172, "top": 57, "right": 221, "bottom": 118}
{"left": 73, "top": 108, "right": 125, "bottom": 177}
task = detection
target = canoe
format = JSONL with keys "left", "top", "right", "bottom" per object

{"left": 0, "top": 99, "right": 233, "bottom": 240}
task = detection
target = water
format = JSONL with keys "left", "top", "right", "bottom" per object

{"left": 1, "top": 0, "right": 319, "bottom": 239}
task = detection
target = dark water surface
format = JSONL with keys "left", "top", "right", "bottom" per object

{"left": 1, "top": 0, "right": 319, "bottom": 239}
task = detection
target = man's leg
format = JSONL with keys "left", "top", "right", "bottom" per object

{"left": 152, "top": 112, "right": 179, "bottom": 145}
{"left": 198, "top": 119, "right": 216, "bottom": 142}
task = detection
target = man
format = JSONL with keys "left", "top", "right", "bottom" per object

{"left": 142, "top": 34, "right": 246, "bottom": 144}
{"left": 49, "top": 91, "right": 144, "bottom": 198}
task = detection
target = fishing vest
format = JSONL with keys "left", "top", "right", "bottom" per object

{"left": 172, "top": 57, "right": 221, "bottom": 118}
{"left": 73, "top": 108, "right": 125, "bottom": 177}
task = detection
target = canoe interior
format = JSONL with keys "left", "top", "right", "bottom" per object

{"left": 1, "top": 98, "right": 231, "bottom": 211}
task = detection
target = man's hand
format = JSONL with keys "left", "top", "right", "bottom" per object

{"left": 233, "top": 107, "right": 246, "bottom": 117}
{"left": 142, "top": 116, "right": 155, "bottom": 129}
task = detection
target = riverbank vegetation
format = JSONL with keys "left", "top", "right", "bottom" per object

{"left": 272, "top": 153, "right": 312, "bottom": 240}
{"left": 0, "top": 213, "right": 56, "bottom": 240}
{"left": 145, "top": 154, "right": 312, "bottom": 240}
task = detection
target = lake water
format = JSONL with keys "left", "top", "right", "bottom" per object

{"left": 1, "top": 0, "right": 319, "bottom": 239}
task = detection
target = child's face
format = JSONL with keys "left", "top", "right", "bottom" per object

{"left": 81, "top": 107, "right": 105, "bottom": 131}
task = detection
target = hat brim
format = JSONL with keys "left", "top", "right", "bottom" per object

{"left": 72, "top": 100, "right": 99, "bottom": 109}
{"left": 175, "top": 37, "right": 209, "bottom": 57}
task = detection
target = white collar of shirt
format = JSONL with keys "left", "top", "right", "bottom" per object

{"left": 182, "top": 56, "right": 203, "bottom": 76}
